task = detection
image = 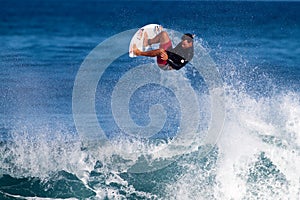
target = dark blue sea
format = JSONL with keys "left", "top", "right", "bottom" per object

{"left": 1, "top": 1, "right": 299, "bottom": 199}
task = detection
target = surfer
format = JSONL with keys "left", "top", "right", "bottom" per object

{"left": 132, "top": 31, "right": 194, "bottom": 70}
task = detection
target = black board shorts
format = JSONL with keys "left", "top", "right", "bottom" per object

{"left": 166, "top": 51, "right": 186, "bottom": 70}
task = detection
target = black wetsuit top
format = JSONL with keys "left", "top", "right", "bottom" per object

{"left": 166, "top": 42, "right": 194, "bottom": 70}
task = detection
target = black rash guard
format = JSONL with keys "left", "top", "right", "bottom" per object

{"left": 166, "top": 42, "right": 194, "bottom": 70}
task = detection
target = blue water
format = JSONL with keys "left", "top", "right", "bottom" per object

{"left": 1, "top": 1, "right": 300, "bottom": 199}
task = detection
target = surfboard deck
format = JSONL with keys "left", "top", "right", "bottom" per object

{"left": 129, "top": 24, "right": 163, "bottom": 58}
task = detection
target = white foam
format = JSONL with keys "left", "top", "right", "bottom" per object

{"left": 164, "top": 86, "right": 300, "bottom": 199}
{"left": 2, "top": 66, "right": 300, "bottom": 200}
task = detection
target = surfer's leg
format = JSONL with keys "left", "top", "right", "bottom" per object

{"left": 143, "top": 31, "right": 149, "bottom": 47}
{"left": 147, "top": 31, "right": 171, "bottom": 46}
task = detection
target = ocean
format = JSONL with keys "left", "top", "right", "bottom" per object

{"left": 0, "top": 0, "right": 299, "bottom": 199}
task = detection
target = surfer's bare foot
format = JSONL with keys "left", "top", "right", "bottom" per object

{"left": 143, "top": 31, "right": 149, "bottom": 47}
{"left": 132, "top": 44, "right": 141, "bottom": 56}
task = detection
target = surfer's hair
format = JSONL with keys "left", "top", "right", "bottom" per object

{"left": 182, "top": 33, "right": 194, "bottom": 43}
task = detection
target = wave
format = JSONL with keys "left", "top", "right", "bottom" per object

{"left": 1, "top": 87, "right": 299, "bottom": 200}
{"left": 1, "top": 36, "right": 299, "bottom": 199}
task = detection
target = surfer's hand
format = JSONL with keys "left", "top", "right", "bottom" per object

{"left": 160, "top": 50, "right": 168, "bottom": 61}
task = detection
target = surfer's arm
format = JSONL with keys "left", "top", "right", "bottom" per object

{"left": 136, "top": 48, "right": 163, "bottom": 57}
{"left": 133, "top": 44, "right": 168, "bottom": 60}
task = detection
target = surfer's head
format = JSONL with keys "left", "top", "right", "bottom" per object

{"left": 181, "top": 33, "right": 193, "bottom": 49}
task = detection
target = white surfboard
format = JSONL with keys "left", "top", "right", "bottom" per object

{"left": 129, "top": 24, "right": 163, "bottom": 58}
